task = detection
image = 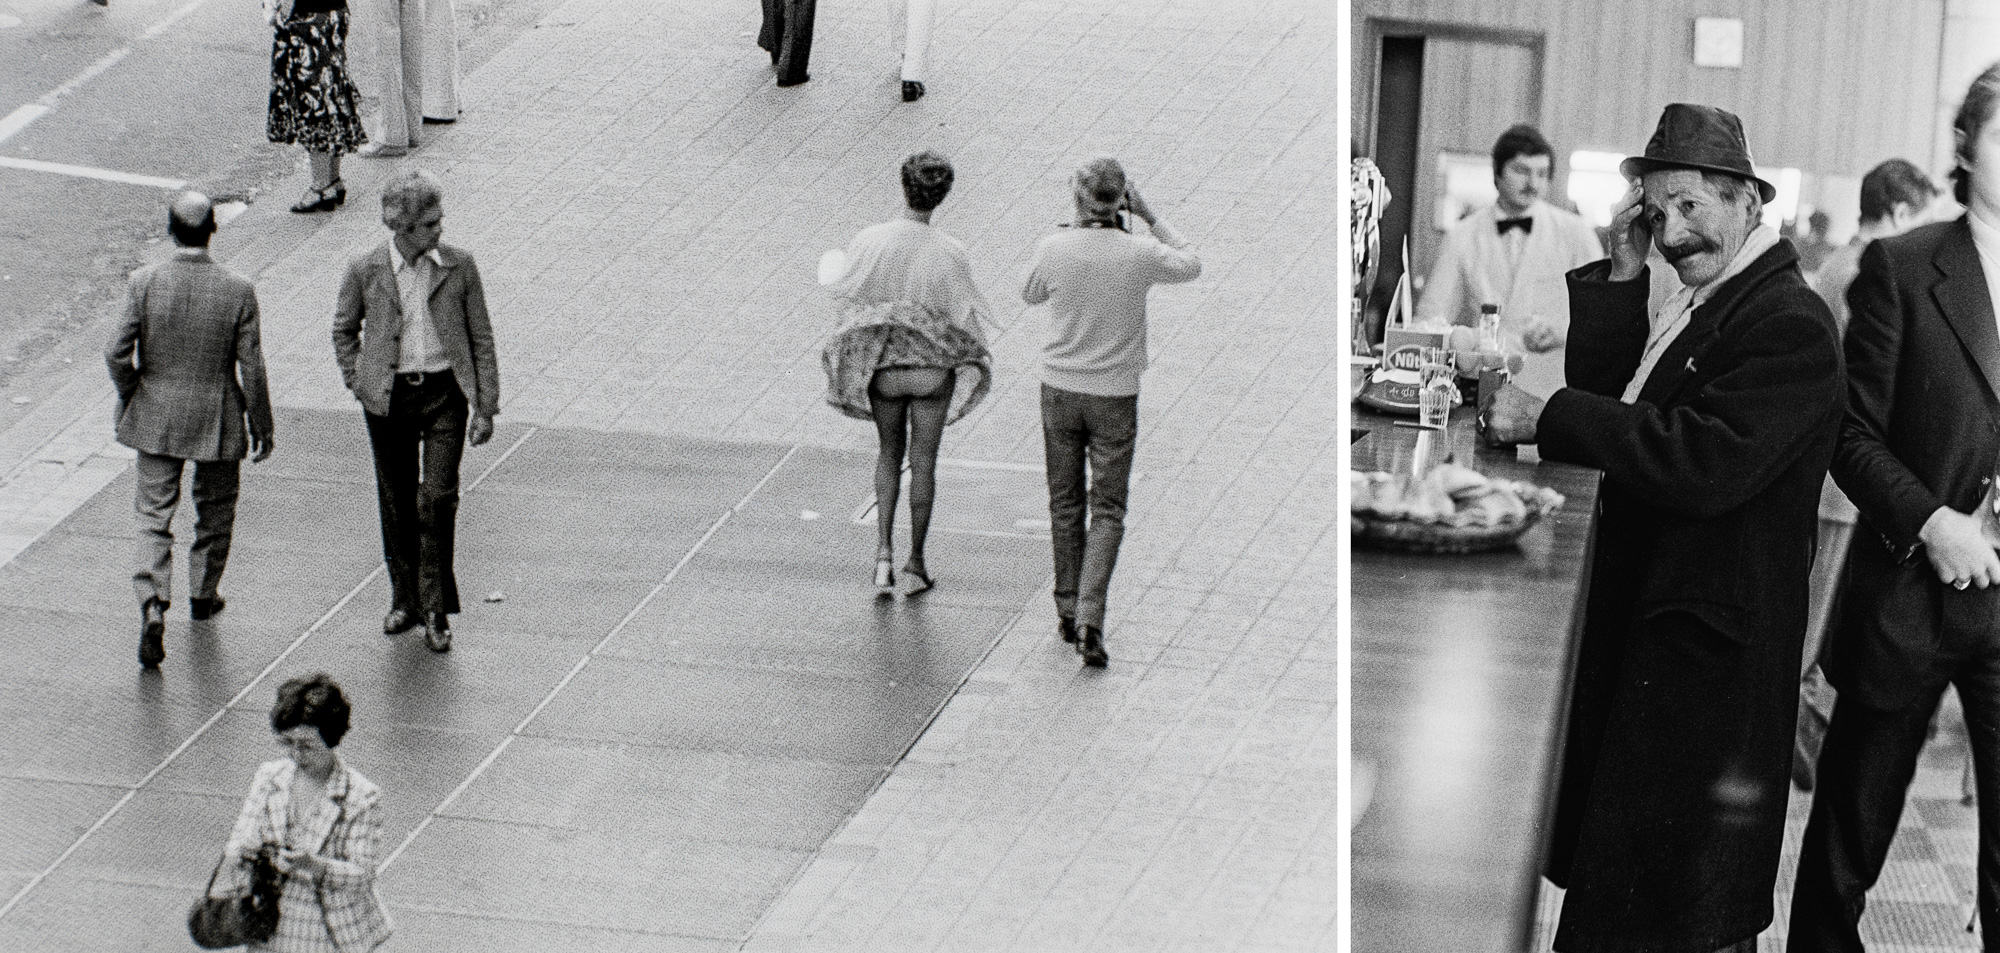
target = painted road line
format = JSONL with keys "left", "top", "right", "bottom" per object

{"left": 0, "top": 0, "right": 210, "bottom": 146}
{"left": 0, "top": 156, "right": 186, "bottom": 190}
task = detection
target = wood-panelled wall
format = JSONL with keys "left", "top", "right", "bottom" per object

{"left": 1353, "top": 0, "right": 1947, "bottom": 178}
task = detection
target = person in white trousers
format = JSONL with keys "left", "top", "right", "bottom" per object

{"left": 359, "top": 0, "right": 423, "bottom": 156}
{"left": 887, "top": 0, "right": 934, "bottom": 102}
{"left": 422, "top": 0, "right": 459, "bottom": 123}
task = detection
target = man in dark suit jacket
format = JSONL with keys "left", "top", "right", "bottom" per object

{"left": 107, "top": 192, "right": 275, "bottom": 668}
{"left": 1483, "top": 105, "right": 1844, "bottom": 953}
{"left": 333, "top": 169, "right": 499, "bottom": 653}
{"left": 1790, "top": 62, "right": 2000, "bottom": 952}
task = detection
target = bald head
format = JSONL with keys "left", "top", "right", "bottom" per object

{"left": 168, "top": 192, "right": 215, "bottom": 247}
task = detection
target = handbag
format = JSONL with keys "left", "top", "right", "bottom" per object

{"left": 187, "top": 846, "right": 285, "bottom": 949}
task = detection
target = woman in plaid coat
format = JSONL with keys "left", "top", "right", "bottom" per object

{"left": 218, "top": 675, "right": 391, "bottom": 953}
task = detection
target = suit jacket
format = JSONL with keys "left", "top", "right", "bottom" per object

{"left": 221, "top": 757, "right": 392, "bottom": 953}
{"left": 1537, "top": 241, "right": 1844, "bottom": 953}
{"left": 1828, "top": 217, "right": 2000, "bottom": 710}
{"left": 105, "top": 249, "right": 273, "bottom": 462}
{"left": 332, "top": 242, "right": 500, "bottom": 419}
{"left": 1419, "top": 200, "right": 1605, "bottom": 394}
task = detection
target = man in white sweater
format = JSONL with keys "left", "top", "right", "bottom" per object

{"left": 1022, "top": 157, "right": 1201, "bottom": 667}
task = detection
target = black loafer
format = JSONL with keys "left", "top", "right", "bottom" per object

{"left": 139, "top": 598, "right": 166, "bottom": 668}
{"left": 423, "top": 614, "right": 452, "bottom": 653}
{"left": 190, "top": 595, "right": 225, "bottom": 621}
{"left": 383, "top": 607, "right": 417, "bottom": 635}
{"left": 1078, "top": 625, "right": 1107, "bottom": 668}
{"left": 902, "top": 80, "right": 925, "bottom": 102}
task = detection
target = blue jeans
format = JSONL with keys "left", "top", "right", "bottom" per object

{"left": 1040, "top": 384, "right": 1137, "bottom": 632}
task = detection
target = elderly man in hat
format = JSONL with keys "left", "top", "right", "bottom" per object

{"left": 1482, "top": 105, "right": 1845, "bottom": 952}
{"left": 1789, "top": 62, "right": 2000, "bottom": 953}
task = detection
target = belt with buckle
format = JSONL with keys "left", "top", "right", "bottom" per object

{"left": 397, "top": 370, "right": 445, "bottom": 387}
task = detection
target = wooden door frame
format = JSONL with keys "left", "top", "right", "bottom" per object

{"left": 1356, "top": 18, "right": 1547, "bottom": 159}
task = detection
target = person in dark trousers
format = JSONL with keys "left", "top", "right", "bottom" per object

{"left": 1021, "top": 157, "right": 1200, "bottom": 668}
{"left": 758, "top": 0, "right": 815, "bottom": 87}
{"left": 1482, "top": 104, "right": 1844, "bottom": 953}
{"left": 108, "top": 192, "right": 276, "bottom": 668}
{"left": 1789, "top": 62, "right": 2000, "bottom": 953}
{"left": 1790, "top": 158, "right": 1944, "bottom": 793}
{"left": 333, "top": 169, "right": 499, "bottom": 653}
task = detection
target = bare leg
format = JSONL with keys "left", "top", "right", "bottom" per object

{"left": 903, "top": 378, "right": 950, "bottom": 575}
{"left": 868, "top": 380, "right": 909, "bottom": 564}
{"left": 308, "top": 149, "right": 333, "bottom": 190}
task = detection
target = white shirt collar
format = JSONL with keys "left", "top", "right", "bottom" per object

{"left": 1970, "top": 205, "right": 2000, "bottom": 264}
{"left": 1490, "top": 199, "right": 1542, "bottom": 223}
{"left": 390, "top": 244, "right": 443, "bottom": 273}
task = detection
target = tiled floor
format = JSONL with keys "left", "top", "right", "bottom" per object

{"left": 0, "top": 0, "right": 1335, "bottom": 948}
{"left": 1531, "top": 691, "right": 1986, "bottom": 951}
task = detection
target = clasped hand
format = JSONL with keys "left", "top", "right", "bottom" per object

{"left": 274, "top": 846, "right": 327, "bottom": 879}
{"left": 1921, "top": 506, "right": 2000, "bottom": 590}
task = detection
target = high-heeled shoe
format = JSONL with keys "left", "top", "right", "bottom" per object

{"left": 289, "top": 180, "right": 342, "bottom": 214}
{"left": 874, "top": 558, "right": 895, "bottom": 597}
{"left": 901, "top": 80, "right": 925, "bottom": 102}
{"left": 902, "top": 562, "right": 933, "bottom": 596}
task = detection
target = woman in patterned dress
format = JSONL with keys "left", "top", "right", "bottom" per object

{"left": 219, "top": 674, "right": 392, "bottom": 953}
{"left": 264, "top": 0, "right": 369, "bottom": 214}
{"left": 820, "top": 151, "right": 995, "bottom": 595}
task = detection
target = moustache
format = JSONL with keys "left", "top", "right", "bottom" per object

{"left": 1661, "top": 240, "right": 1713, "bottom": 263}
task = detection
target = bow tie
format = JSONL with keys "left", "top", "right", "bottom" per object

{"left": 1496, "top": 217, "right": 1533, "bottom": 236}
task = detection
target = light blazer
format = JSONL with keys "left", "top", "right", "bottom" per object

{"left": 332, "top": 242, "right": 500, "bottom": 419}
{"left": 1829, "top": 217, "right": 2000, "bottom": 710}
{"left": 222, "top": 756, "right": 392, "bottom": 953}
{"left": 105, "top": 250, "right": 274, "bottom": 462}
{"left": 1419, "top": 200, "right": 1605, "bottom": 394}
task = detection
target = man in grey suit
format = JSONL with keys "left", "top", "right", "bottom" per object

{"left": 333, "top": 169, "right": 499, "bottom": 653}
{"left": 107, "top": 191, "right": 275, "bottom": 668}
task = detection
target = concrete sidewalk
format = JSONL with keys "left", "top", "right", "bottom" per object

{"left": 0, "top": 0, "right": 1336, "bottom": 949}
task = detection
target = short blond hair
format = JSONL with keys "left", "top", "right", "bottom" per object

{"left": 1073, "top": 156, "right": 1125, "bottom": 213}
{"left": 381, "top": 169, "right": 444, "bottom": 230}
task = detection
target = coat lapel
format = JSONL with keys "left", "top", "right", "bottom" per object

{"left": 265, "top": 761, "right": 294, "bottom": 848}
{"left": 1933, "top": 220, "right": 2000, "bottom": 405}
{"left": 1636, "top": 242, "right": 1798, "bottom": 406}
{"left": 371, "top": 246, "right": 405, "bottom": 329}
{"left": 425, "top": 249, "right": 452, "bottom": 304}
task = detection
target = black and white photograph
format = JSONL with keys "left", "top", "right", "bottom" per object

{"left": 0, "top": 0, "right": 1335, "bottom": 950}
{"left": 1350, "top": 1, "right": 2000, "bottom": 951}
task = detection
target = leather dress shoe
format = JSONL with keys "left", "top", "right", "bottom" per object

{"left": 1078, "top": 625, "right": 1107, "bottom": 668}
{"left": 423, "top": 613, "right": 452, "bottom": 653}
{"left": 190, "top": 595, "right": 226, "bottom": 621}
{"left": 901, "top": 80, "right": 925, "bottom": 102}
{"left": 139, "top": 598, "right": 166, "bottom": 668}
{"left": 383, "top": 607, "right": 417, "bottom": 634}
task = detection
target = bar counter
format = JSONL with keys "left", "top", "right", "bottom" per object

{"left": 1350, "top": 404, "right": 1603, "bottom": 951}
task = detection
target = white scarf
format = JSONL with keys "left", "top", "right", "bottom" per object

{"left": 1621, "top": 223, "right": 1780, "bottom": 403}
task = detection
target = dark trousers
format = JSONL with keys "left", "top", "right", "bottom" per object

{"left": 1040, "top": 383, "right": 1137, "bottom": 632}
{"left": 757, "top": 0, "right": 815, "bottom": 84}
{"left": 1790, "top": 630, "right": 2000, "bottom": 951}
{"left": 364, "top": 371, "right": 466, "bottom": 618}
{"left": 132, "top": 452, "right": 240, "bottom": 607}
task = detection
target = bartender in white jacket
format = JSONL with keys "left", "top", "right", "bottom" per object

{"left": 1419, "top": 124, "right": 1604, "bottom": 395}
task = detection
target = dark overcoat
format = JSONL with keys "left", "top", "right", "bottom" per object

{"left": 1536, "top": 241, "right": 1844, "bottom": 953}
{"left": 1827, "top": 218, "right": 2000, "bottom": 710}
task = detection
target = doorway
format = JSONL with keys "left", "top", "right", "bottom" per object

{"left": 1359, "top": 20, "right": 1544, "bottom": 328}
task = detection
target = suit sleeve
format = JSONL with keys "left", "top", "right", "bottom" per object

{"left": 235, "top": 285, "right": 275, "bottom": 441}
{"left": 331, "top": 260, "right": 365, "bottom": 394}
{"left": 1831, "top": 239, "right": 1937, "bottom": 551}
{"left": 1539, "top": 302, "right": 1843, "bottom": 520}
{"left": 1560, "top": 259, "right": 1650, "bottom": 397}
{"left": 461, "top": 256, "right": 500, "bottom": 418}
{"left": 105, "top": 271, "right": 145, "bottom": 402}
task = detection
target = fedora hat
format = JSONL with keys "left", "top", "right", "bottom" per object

{"left": 1619, "top": 104, "right": 1777, "bottom": 203}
